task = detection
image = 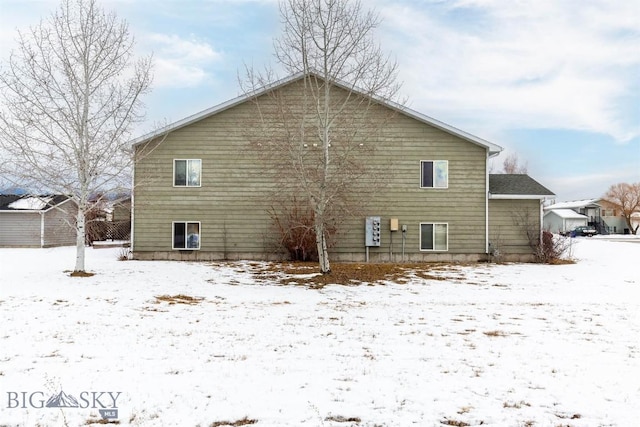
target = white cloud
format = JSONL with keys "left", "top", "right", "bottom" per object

{"left": 377, "top": 0, "right": 640, "bottom": 142}
{"left": 144, "top": 33, "right": 222, "bottom": 88}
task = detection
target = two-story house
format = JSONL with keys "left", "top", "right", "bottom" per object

{"left": 131, "top": 72, "right": 554, "bottom": 262}
{"left": 544, "top": 199, "right": 629, "bottom": 235}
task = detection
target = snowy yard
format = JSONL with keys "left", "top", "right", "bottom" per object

{"left": 1, "top": 237, "right": 639, "bottom": 426}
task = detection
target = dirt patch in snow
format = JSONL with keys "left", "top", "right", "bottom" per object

{"left": 154, "top": 294, "right": 204, "bottom": 305}
{"left": 250, "top": 262, "right": 462, "bottom": 287}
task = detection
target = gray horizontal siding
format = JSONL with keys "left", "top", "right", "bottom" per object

{"left": 0, "top": 212, "right": 41, "bottom": 247}
{"left": 489, "top": 199, "right": 539, "bottom": 254}
{"left": 134, "top": 81, "right": 490, "bottom": 259}
{"left": 43, "top": 203, "right": 76, "bottom": 247}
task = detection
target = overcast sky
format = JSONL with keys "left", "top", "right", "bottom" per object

{"left": 1, "top": 0, "right": 638, "bottom": 201}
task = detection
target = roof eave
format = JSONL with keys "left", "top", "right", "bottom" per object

{"left": 131, "top": 71, "right": 503, "bottom": 154}
{"left": 131, "top": 71, "right": 308, "bottom": 147}
{"left": 490, "top": 194, "right": 554, "bottom": 200}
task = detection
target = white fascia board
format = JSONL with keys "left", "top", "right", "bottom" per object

{"left": 0, "top": 197, "right": 73, "bottom": 213}
{"left": 42, "top": 197, "right": 73, "bottom": 213}
{"left": 130, "top": 72, "right": 308, "bottom": 147}
{"left": 391, "top": 105, "right": 503, "bottom": 155}
{"left": 130, "top": 71, "right": 504, "bottom": 155}
{"left": 489, "top": 194, "right": 551, "bottom": 200}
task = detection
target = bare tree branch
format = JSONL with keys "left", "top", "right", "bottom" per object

{"left": 0, "top": 0, "right": 152, "bottom": 272}
{"left": 603, "top": 182, "right": 640, "bottom": 235}
{"left": 242, "top": 0, "right": 402, "bottom": 273}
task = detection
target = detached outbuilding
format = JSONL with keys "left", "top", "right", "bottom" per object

{"left": 543, "top": 209, "right": 588, "bottom": 234}
{"left": 0, "top": 195, "right": 76, "bottom": 247}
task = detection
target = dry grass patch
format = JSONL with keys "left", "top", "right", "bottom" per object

{"left": 210, "top": 417, "right": 257, "bottom": 426}
{"left": 250, "top": 262, "right": 453, "bottom": 287}
{"left": 68, "top": 270, "right": 96, "bottom": 277}
{"left": 483, "top": 330, "right": 509, "bottom": 337}
{"left": 84, "top": 419, "right": 120, "bottom": 425}
{"left": 154, "top": 294, "right": 204, "bottom": 305}
{"left": 503, "top": 401, "right": 531, "bottom": 409}
{"left": 325, "top": 415, "right": 362, "bottom": 423}
{"left": 440, "top": 419, "right": 470, "bottom": 426}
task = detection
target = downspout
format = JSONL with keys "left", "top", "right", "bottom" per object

{"left": 485, "top": 150, "right": 501, "bottom": 254}
{"left": 485, "top": 151, "right": 490, "bottom": 254}
{"left": 130, "top": 158, "right": 135, "bottom": 253}
{"left": 539, "top": 198, "right": 545, "bottom": 244}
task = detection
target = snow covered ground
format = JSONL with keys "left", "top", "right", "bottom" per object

{"left": 0, "top": 237, "right": 638, "bottom": 426}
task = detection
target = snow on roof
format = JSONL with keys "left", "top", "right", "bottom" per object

{"left": 7, "top": 196, "right": 53, "bottom": 210}
{"left": 544, "top": 198, "right": 600, "bottom": 210}
{"left": 545, "top": 208, "right": 588, "bottom": 219}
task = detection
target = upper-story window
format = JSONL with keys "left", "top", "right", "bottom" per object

{"left": 174, "top": 159, "right": 201, "bottom": 187}
{"left": 420, "top": 160, "right": 448, "bottom": 189}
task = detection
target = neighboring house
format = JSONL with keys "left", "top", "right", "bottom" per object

{"left": 544, "top": 199, "right": 626, "bottom": 234}
{"left": 632, "top": 213, "right": 640, "bottom": 234}
{"left": 131, "top": 72, "right": 554, "bottom": 262}
{"left": 543, "top": 209, "right": 588, "bottom": 234}
{"left": 0, "top": 195, "right": 76, "bottom": 247}
{"left": 106, "top": 197, "right": 132, "bottom": 241}
{"left": 87, "top": 196, "right": 132, "bottom": 243}
{"left": 109, "top": 197, "right": 132, "bottom": 223}
{"left": 598, "top": 199, "right": 633, "bottom": 234}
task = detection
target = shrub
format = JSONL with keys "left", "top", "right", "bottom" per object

{"left": 534, "top": 230, "right": 572, "bottom": 264}
{"left": 268, "top": 197, "right": 336, "bottom": 262}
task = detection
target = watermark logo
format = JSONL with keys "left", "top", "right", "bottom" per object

{"left": 46, "top": 390, "right": 79, "bottom": 408}
{"left": 7, "top": 389, "right": 121, "bottom": 420}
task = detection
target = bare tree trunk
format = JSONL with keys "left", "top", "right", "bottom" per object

{"left": 315, "top": 222, "right": 330, "bottom": 274}
{"left": 75, "top": 207, "right": 86, "bottom": 272}
{"left": 241, "top": 0, "right": 401, "bottom": 273}
{"left": 0, "top": 0, "right": 152, "bottom": 274}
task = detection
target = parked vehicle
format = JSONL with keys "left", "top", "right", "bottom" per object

{"left": 570, "top": 226, "right": 598, "bottom": 237}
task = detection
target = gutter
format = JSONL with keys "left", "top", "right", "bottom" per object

{"left": 489, "top": 194, "right": 552, "bottom": 200}
{"left": 485, "top": 151, "right": 489, "bottom": 254}
{"left": 485, "top": 150, "right": 503, "bottom": 254}
{"left": 130, "top": 160, "right": 135, "bottom": 253}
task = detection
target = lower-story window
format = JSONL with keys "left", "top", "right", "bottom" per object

{"left": 420, "top": 223, "right": 448, "bottom": 251}
{"left": 173, "top": 221, "right": 200, "bottom": 250}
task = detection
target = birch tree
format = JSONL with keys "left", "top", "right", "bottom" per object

{"left": 0, "top": 0, "right": 152, "bottom": 273}
{"left": 244, "top": 0, "right": 401, "bottom": 273}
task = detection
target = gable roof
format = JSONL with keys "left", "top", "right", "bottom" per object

{"left": 544, "top": 199, "right": 600, "bottom": 210}
{"left": 489, "top": 174, "right": 555, "bottom": 199}
{"left": 0, "top": 195, "right": 72, "bottom": 212}
{"left": 544, "top": 208, "right": 588, "bottom": 219}
{"left": 131, "top": 71, "right": 503, "bottom": 155}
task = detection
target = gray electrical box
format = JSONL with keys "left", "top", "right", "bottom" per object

{"left": 365, "top": 216, "right": 381, "bottom": 247}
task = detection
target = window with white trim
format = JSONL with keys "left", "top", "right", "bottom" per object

{"left": 420, "top": 160, "right": 448, "bottom": 188}
{"left": 173, "top": 221, "right": 201, "bottom": 250}
{"left": 174, "top": 159, "right": 201, "bottom": 187}
{"left": 420, "top": 223, "right": 448, "bottom": 251}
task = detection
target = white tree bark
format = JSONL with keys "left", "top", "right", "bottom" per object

{"left": 245, "top": 0, "right": 401, "bottom": 274}
{"left": 0, "top": 0, "right": 152, "bottom": 273}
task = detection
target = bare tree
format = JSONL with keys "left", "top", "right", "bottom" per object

{"left": 0, "top": 0, "right": 152, "bottom": 273}
{"left": 603, "top": 182, "right": 640, "bottom": 235}
{"left": 243, "top": 0, "right": 402, "bottom": 273}
{"left": 502, "top": 153, "right": 528, "bottom": 174}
